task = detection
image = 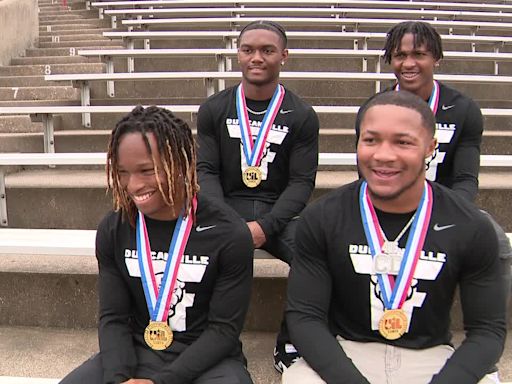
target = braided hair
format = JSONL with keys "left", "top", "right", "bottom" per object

{"left": 383, "top": 21, "right": 444, "bottom": 64}
{"left": 106, "top": 106, "right": 199, "bottom": 226}
{"left": 239, "top": 20, "right": 288, "bottom": 48}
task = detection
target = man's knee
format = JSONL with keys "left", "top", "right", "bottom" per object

{"left": 193, "top": 358, "right": 253, "bottom": 384}
{"left": 282, "top": 358, "right": 325, "bottom": 384}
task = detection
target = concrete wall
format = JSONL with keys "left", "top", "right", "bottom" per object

{"left": 0, "top": 0, "right": 38, "bottom": 66}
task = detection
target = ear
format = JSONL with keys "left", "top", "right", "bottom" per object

{"left": 426, "top": 136, "right": 437, "bottom": 158}
{"left": 281, "top": 48, "right": 289, "bottom": 65}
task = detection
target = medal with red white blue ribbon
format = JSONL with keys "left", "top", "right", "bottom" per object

{"left": 136, "top": 196, "right": 197, "bottom": 350}
{"left": 359, "top": 181, "right": 433, "bottom": 340}
{"left": 236, "top": 83, "right": 285, "bottom": 188}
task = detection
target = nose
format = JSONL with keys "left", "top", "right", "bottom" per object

{"left": 125, "top": 173, "right": 145, "bottom": 195}
{"left": 373, "top": 141, "right": 397, "bottom": 163}
{"left": 250, "top": 49, "right": 264, "bottom": 63}
{"left": 402, "top": 54, "right": 416, "bottom": 68}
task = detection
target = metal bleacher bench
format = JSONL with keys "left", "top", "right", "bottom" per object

{"left": 119, "top": 16, "right": 512, "bottom": 34}
{"left": 77, "top": 48, "right": 512, "bottom": 77}
{"left": 0, "top": 105, "right": 511, "bottom": 154}
{"left": 0, "top": 151, "right": 511, "bottom": 227}
{"left": 1, "top": 105, "right": 511, "bottom": 154}
{"left": 41, "top": 71, "right": 512, "bottom": 128}
{"left": 99, "top": 6, "right": 512, "bottom": 29}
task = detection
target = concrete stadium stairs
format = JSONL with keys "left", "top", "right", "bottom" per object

{"left": 0, "top": 0, "right": 511, "bottom": 382}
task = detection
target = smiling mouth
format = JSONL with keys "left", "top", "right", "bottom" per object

{"left": 400, "top": 72, "right": 419, "bottom": 80}
{"left": 373, "top": 169, "right": 399, "bottom": 178}
{"left": 132, "top": 191, "right": 155, "bottom": 203}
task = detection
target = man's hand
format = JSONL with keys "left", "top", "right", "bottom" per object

{"left": 247, "top": 221, "right": 266, "bottom": 248}
{"left": 121, "top": 379, "right": 154, "bottom": 384}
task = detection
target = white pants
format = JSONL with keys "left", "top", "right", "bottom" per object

{"left": 282, "top": 337, "right": 499, "bottom": 384}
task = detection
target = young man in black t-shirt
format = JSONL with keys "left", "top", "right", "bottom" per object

{"left": 284, "top": 91, "right": 507, "bottom": 384}
{"left": 60, "top": 106, "right": 254, "bottom": 384}
{"left": 355, "top": 20, "right": 512, "bottom": 290}
{"left": 197, "top": 20, "right": 319, "bottom": 372}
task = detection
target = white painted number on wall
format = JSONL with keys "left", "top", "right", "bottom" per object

{"left": 52, "top": 36, "right": 60, "bottom": 43}
{"left": 12, "top": 88, "right": 19, "bottom": 99}
{"left": 44, "top": 65, "right": 52, "bottom": 75}
{"left": 69, "top": 48, "right": 76, "bottom": 56}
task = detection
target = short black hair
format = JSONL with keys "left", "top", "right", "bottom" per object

{"left": 239, "top": 20, "right": 288, "bottom": 48}
{"left": 358, "top": 90, "right": 436, "bottom": 137}
{"left": 383, "top": 21, "right": 443, "bottom": 64}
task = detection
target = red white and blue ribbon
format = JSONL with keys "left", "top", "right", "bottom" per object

{"left": 136, "top": 196, "right": 197, "bottom": 322}
{"left": 236, "top": 83, "right": 285, "bottom": 167}
{"left": 396, "top": 80, "right": 440, "bottom": 114}
{"left": 359, "top": 181, "right": 433, "bottom": 309}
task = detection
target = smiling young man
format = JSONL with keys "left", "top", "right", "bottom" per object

{"left": 196, "top": 20, "right": 319, "bottom": 372}
{"left": 60, "top": 106, "right": 254, "bottom": 384}
{"left": 355, "top": 20, "right": 512, "bottom": 299}
{"left": 284, "top": 90, "right": 507, "bottom": 384}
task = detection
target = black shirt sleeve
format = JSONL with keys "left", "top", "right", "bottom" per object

{"left": 448, "top": 99, "right": 482, "bottom": 203}
{"left": 196, "top": 102, "right": 226, "bottom": 201}
{"left": 96, "top": 214, "right": 138, "bottom": 384}
{"left": 430, "top": 214, "right": 507, "bottom": 383}
{"left": 257, "top": 107, "right": 319, "bottom": 238}
{"left": 150, "top": 223, "right": 253, "bottom": 384}
{"left": 286, "top": 205, "right": 370, "bottom": 384}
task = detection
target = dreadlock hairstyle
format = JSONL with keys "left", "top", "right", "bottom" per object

{"left": 383, "top": 21, "right": 444, "bottom": 64}
{"left": 106, "top": 106, "right": 199, "bottom": 227}
{"left": 239, "top": 20, "right": 288, "bottom": 48}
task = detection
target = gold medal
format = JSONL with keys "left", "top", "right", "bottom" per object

{"left": 242, "top": 166, "right": 262, "bottom": 188}
{"left": 144, "top": 321, "right": 173, "bottom": 350}
{"left": 378, "top": 309, "right": 408, "bottom": 340}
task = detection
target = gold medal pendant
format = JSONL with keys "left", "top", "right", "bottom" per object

{"left": 144, "top": 321, "right": 173, "bottom": 350}
{"left": 242, "top": 166, "right": 262, "bottom": 188}
{"left": 378, "top": 309, "right": 408, "bottom": 340}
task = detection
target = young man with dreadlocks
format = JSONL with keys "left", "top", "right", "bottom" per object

{"left": 196, "top": 20, "right": 319, "bottom": 373}
{"left": 355, "top": 20, "right": 512, "bottom": 293}
{"left": 60, "top": 106, "right": 254, "bottom": 384}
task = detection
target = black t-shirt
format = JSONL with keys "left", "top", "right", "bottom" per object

{"left": 96, "top": 194, "right": 253, "bottom": 384}
{"left": 287, "top": 180, "right": 506, "bottom": 383}
{"left": 355, "top": 82, "right": 483, "bottom": 202}
{"left": 197, "top": 85, "right": 319, "bottom": 238}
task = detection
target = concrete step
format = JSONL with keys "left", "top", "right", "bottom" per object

{"left": 39, "top": 18, "right": 108, "bottom": 27}
{"left": 38, "top": 9, "right": 96, "bottom": 18}
{"left": 39, "top": 13, "right": 98, "bottom": 22}
{"left": 0, "top": 86, "right": 78, "bottom": 101}
{"left": 0, "top": 327, "right": 281, "bottom": 384}
{"left": 0, "top": 63, "right": 104, "bottom": 76}
{"left": 0, "top": 99, "right": 80, "bottom": 107}
{"left": 10, "top": 56, "right": 101, "bottom": 65}
{"left": 38, "top": 28, "right": 114, "bottom": 37}
{"left": 0, "top": 75, "right": 69, "bottom": 87}
{"left": 38, "top": 24, "right": 108, "bottom": 33}
{"left": 37, "top": 39, "right": 123, "bottom": 48}
{"left": 25, "top": 46, "right": 124, "bottom": 57}
{"left": 3, "top": 169, "right": 512, "bottom": 231}
{"left": 37, "top": 34, "right": 112, "bottom": 43}
{"left": 0, "top": 327, "right": 510, "bottom": 384}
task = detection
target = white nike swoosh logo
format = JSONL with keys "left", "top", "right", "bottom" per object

{"left": 441, "top": 104, "right": 455, "bottom": 110}
{"left": 433, "top": 223, "right": 456, "bottom": 231}
{"left": 196, "top": 225, "right": 216, "bottom": 232}
{"left": 280, "top": 109, "right": 293, "bottom": 114}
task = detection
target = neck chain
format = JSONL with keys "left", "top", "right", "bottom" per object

{"left": 381, "top": 214, "right": 416, "bottom": 255}
{"left": 246, "top": 106, "right": 268, "bottom": 115}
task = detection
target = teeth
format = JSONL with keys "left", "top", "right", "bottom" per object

{"left": 132, "top": 192, "right": 153, "bottom": 202}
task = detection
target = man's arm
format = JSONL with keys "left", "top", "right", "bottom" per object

{"left": 287, "top": 207, "right": 370, "bottom": 384}
{"left": 449, "top": 100, "right": 483, "bottom": 202}
{"left": 150, "top": 224, "right": 253, "bottom": 384}
{"left": 96, "top": 216, "right": 138, "bottom": 383}
{"left": 257, "top": 107, "right": 319, "bottom": 239}
{"left": 196, "top": 102, "right": 225, "bottom": 201}
{"left": 430, "top": 215, "right": 507, "bottom": 383}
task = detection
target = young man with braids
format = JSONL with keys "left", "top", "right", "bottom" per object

{"left": 60, "top": 106, "right": 254, "bottom": 384}
{"left": 196, "top": 20, "right": 319, "bottom": 372}
{"left": 355, "top": 20, "right": 512, "bottom": 294}
{"left": 284, "top": 91, "right": 507, "bottom": 384}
